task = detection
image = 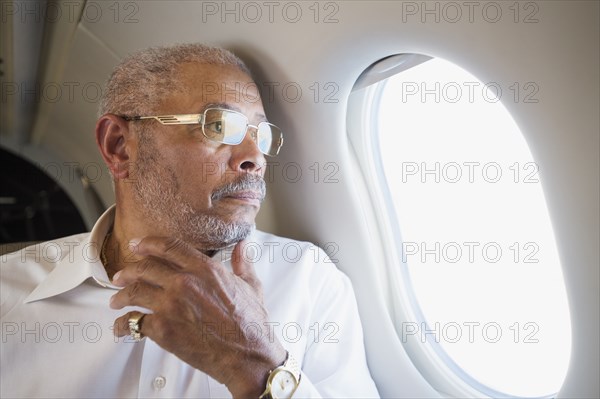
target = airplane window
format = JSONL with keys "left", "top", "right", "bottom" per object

{"left": 349, "top": 55, "right": 571, "bottom": 397}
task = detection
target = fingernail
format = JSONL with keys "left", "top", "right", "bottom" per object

{"left": 112, "top": 271, "right": 121, "bottom": 282}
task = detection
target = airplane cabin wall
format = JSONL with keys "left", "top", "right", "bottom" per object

{"left": 2, "top": 1, "right": 598, "bottom": 397}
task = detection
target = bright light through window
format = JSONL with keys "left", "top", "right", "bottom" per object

{"left": 376, "top": 57, "right": 571, "bottom": 397}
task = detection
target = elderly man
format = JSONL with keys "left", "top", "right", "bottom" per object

{"left": 1, "top": 44, "right": 378, "bottom": 398}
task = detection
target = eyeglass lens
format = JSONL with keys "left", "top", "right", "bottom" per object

{"left": 202, "top": 109, "right": 282, "bottom": 156}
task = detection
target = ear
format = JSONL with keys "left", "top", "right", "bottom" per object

{"left": 95, "top": 114, "right": 133, "bottom": 180}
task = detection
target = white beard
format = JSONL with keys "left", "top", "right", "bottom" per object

{"left": 132, "top": 135, "right": 264, "bottom": 250}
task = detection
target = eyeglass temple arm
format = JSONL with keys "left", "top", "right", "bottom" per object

{"left": 121, "top": 114, "right": 204, "bottom": 125}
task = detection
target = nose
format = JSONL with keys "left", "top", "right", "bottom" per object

{"left": 228, "top": 125, "right": 266, "bottom": 173}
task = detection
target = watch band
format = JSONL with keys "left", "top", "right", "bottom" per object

{"left": 259, "top": 351, "right": 301, "bottom": 399}
{"left": 282, "top": 352, "right": 301, "bottom": 382}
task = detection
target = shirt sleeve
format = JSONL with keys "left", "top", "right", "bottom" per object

{"left": 290, "top": 248, "right": 380, "bottom": 398}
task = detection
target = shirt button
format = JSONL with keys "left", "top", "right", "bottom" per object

{"left": 153, "top": 376, "right": 166, "bottom": 390}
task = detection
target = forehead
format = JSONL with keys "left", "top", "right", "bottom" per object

{"left": 168, "top": 62, "right": 264, "bottom": 114}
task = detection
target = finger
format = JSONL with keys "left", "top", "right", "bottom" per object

{"left": 112, "top": 257, "right": 179, "bottom": 288}
{"left": 109, "top": 281, "right": 164, "bottom": 310}
{"left": 113, "top": 311, "right": 150, "bottom": 338}
{"left": 231, "top": 239, "right": 262, "bottom": 291}
{"left": 131, "top": 236, "right": 212, "bottom": 272}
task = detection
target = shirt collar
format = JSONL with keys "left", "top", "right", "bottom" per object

{"left": 24, "top": 205, "right": 120, "bottom": 304}
{"left": 24, "top": 206, "right": 245, "bottom": 303}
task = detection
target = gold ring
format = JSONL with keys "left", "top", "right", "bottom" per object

{"left": 128, "top": 313, "right": 146, "bottom": 342}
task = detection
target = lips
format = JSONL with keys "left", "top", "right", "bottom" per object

{"left": 224, "top": 190, "right": 264, "bottom": 201}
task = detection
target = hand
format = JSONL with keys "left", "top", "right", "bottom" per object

{"left": 110, "top": 236, "right": 287, "bottom": 398}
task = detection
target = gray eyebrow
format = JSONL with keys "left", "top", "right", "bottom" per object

{"left": 201, "top": 102, "right": 267, "bottom": 122}
{"left": 201, "top": 102, "right": 240, "bottom": 112}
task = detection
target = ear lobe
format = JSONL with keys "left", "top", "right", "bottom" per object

{"left": 95, "top": 114, "right": 132, "bottom": 180}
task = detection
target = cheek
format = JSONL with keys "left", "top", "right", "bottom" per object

{"left": 174, "top": 148, "right": 230, "bottom": 203}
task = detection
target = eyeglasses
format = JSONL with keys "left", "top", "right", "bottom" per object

{"left": 121, "top": 108, "right": 283, "bottom": 156}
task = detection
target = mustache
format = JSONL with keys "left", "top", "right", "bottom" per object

{"left": 211, "top": 174, "right": 266, "bottom": 202}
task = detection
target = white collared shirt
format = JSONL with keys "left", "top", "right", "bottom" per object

{"left": 1, "top": 206, "right": 379, "bottom": 398}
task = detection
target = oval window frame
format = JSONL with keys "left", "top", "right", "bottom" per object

{"left": 347, "top": 53, "right": 572, "bottom": 398}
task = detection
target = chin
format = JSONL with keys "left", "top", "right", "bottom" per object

{"left": 220, "top": 208, "right": 259, "bottom": 225}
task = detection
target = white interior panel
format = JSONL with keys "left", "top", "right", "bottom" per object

{"left": 4, "top": 1, "right": 597, "bottom": 397}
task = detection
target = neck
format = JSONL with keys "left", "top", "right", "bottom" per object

{"left": 100, "top": 229, "right": 131, "bottom": 281}
{"left": 101, "top": 204, "right": 225, "bottom": 279}
{"left": 101, "top": 204, "right": 150, "bottom": 279}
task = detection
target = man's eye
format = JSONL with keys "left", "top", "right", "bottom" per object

{"left": 206, "top": 121, "right": 223, "bottom": 134}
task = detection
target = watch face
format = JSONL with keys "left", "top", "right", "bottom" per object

{"left": 271, "top": 369, "right": 298, "bottom": 399}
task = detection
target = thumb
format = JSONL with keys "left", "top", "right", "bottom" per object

{"left": 231, "top": 239, "right": 262, "bottom": 291}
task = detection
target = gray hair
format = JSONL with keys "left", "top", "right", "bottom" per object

{"left": 98, "top": 43, "right": 251, "bottom": 117}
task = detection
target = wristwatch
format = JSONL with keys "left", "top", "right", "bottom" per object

{"left": 259, "top": 352, "right": 301, "bottom": 399}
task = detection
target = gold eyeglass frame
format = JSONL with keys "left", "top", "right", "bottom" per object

{"left": 120, "top": 108, "right": 283, "bottom": 157}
